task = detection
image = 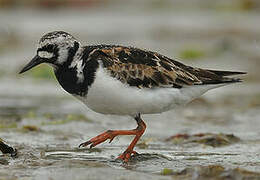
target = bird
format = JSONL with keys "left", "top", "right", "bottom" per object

{"left": 19, "top": 31, "right": 246, "bottom": 162}
{"left": 0, "top": 139, "right": 17, "bottom": 157}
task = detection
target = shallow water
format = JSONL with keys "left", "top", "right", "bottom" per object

{"left": 1, "top": 1, "right": 260, "bottom": 179}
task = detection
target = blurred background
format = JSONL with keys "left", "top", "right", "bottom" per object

{"left": 0, "top": 0, "right": 260, "bottom": 179}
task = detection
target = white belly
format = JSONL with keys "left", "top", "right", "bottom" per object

{"left": 75, "top": 66, "right": 225, "bottom": 116}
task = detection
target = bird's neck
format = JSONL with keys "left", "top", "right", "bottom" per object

{"left": 53, "top": 45, "right": 99, "bottom": 97}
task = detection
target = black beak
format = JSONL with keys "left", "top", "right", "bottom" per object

{"left": 19, "top": 55, "right": 44, "bottom": 74}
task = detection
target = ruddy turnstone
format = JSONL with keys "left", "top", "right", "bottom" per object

{"left": 20, "top": 31, "right": 246, "bottom": 162}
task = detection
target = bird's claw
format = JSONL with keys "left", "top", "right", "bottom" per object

{"left": 79, "top": 130, "right": 116, "bottom": 149}
{"left": 78, "top": 141, "right": 92, "bottom": 148}
{"left": 116, "top": 149, "right": 138, "bottom": 162}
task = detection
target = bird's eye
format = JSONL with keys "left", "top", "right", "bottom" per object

{"left": 44, "top": 45, "right": 55, "bottom": 52}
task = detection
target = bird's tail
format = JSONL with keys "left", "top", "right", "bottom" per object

{"left": 208, "top": 70, "right": 247, "bottom": 77}
{"left": 200, "top": 69, "right": 247, "bottom": 85}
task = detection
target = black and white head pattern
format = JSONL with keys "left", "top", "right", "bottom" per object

{"left": 37, "top": 31, "right": 79, "bottom": 66}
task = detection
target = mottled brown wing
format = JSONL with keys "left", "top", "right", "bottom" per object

{"left": 85, "top": 45, "right": 242, "bottom": 88}
{"left": 85, "top": 46, "right": 202, "bottom": 88}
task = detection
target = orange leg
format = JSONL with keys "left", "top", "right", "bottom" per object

{"left": 79, "top": 113, "right": 146, "bottom": 162}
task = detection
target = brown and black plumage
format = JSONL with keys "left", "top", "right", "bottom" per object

{"left": 85, "top": 45, "right": 246, "bottom": 89}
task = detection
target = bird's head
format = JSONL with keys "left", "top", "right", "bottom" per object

{"left": 20, "top": 31, "right": 80, "bottom": 74}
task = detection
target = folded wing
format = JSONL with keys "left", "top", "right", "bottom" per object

{"left": 85, "top": 45, "right": 246, "bottom": 89}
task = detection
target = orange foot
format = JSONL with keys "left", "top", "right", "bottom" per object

{"left": 117, "top": 149, "right": 138, "bottom": 162}
{"left": 79, "top": 113, "right": 146, "bottom": 162}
